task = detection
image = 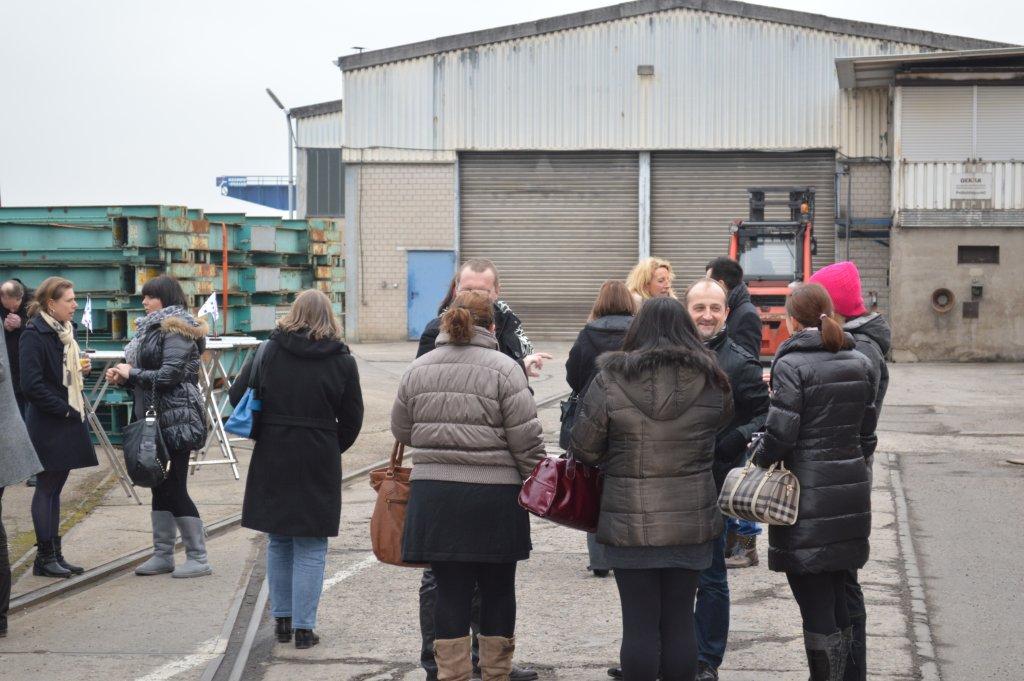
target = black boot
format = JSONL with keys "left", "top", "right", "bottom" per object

{"left": 0, "top": 615, "right": 7, "bottom": 638}
{"left": 53, "top": 536, "right": 84, "bottom": 575}
{"left": 294, "top": 628, "right": 320, "bottom": 649}
{"left": 844, "top": 617, "right": 866, "bottom": 680}
{"left": 804, "top": 629, "right": 849, "bottom": 681}
{"left": 275, "top": 617, "right": 292, "bottom": 643}
{"left": 32, "top": 540, "right": 72, "bottom": 578}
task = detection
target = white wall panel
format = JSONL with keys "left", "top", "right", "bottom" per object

{"left": 296, "top": 111, "right": 344, "bottom": 149}
{"left": 900, "top": 161, "right": 1024, "bottom": 209}
{"left": 977, "top": 87, "right": 1024, "bottom": 160}
{"left": 344, "top": 7, "right": 925, "bottom": 156}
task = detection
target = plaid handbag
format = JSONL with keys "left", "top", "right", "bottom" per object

{"left": 718, "top": 450, "right": 800, "bottom": 526}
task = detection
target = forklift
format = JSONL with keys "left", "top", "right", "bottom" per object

{"left": 728, "top": 187, "right": 816, "bottom": 358}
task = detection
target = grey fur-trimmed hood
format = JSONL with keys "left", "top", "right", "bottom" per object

{"left": 598, "top": 346, "right": 725, "bottom": 420}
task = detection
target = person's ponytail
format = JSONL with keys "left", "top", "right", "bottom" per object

{"left": 819, "top": 313, "right": 846, "bottom": 353}
{"left": 441, "top": 307, "right": 475, "bottom": 344}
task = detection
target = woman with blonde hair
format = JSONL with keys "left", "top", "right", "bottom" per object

{"left": 625, "top": 257, "right": 677, "bottom": 305}
{"left": 229, "top": 289, "right": 364, "bottom": 650}
{"left": 393, "top": 290, "right": 545, "bottom": 681}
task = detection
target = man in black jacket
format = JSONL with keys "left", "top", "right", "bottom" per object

{"left": 687, "top": 278, "right": 770, "bottom": 681}
{"left": 706, "top": 257, "right": 762, "bottom": 359}
{"left": 2, "top": 280, "right": 35, "bottom": 488}
{"left": 415, "top": 258, "right": 543, "bottom": 681}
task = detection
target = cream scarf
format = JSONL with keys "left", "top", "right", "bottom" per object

{"left": 39, "top": 311, "right": 86, "bottom": 420}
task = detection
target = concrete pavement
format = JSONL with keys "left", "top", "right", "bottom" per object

{"left": 3, "top": 342, "right": 1019, "bottom": 679}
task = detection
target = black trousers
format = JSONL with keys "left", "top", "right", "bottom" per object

{"left": 31, "top": 469, "right": 69, "bottom": 541}
{"left": 151, "top": 449, "right": 199, "bottom": 517}
{"left": 786, "top": 570, "right": 851, "bottom": 635}
{"left": 614, "top": 567, "right": 701, "bottom": 681}
{"left": 430, "top": 561, "right": 517, "bottom": 640}
{"left": 1, "top": 488, "right": 10, "bottom": 623}
{"left": 845, "top": 569, "right": 867, "bottom": 680}
{"left": 420, "top": 568, "right": 482, "bottom": 674}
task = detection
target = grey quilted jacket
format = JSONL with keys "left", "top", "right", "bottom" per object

{"left": 571, "top": 347, "right": 734, "bottom": 548}
{"left": 391, "top": 328, "right": 545, "bottom": 485}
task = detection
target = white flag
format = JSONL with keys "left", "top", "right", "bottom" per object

{"left": 81, "top": 296, "right": 93, "bottom": 332}
{"left": 198, "top": 292, "right": 220, "bottom": 322}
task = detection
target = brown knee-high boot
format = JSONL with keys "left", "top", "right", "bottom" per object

{"left": 434, "top": 636, "right": 473, "bottom": 681}
{"left": 477, "top": 635, "right": 516, "bottom": 681}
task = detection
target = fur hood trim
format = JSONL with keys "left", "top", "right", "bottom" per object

{"left": 161, "top": 316, "right": 208, "bottom": 340}
{"left": 598, "top": 346, "right": 712, "bottom": 381}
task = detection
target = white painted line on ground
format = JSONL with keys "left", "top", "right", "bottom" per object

{"left": 134, "top": 637, "right": 221, "bottom": 681}
{"left": 888, "top": 451, "right": 941, "bottom": 681}
{"left": 323, "top": 553, "right": 380, "bottom": 592}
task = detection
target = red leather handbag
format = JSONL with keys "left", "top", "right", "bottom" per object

{"left": 518, "top": 455, "right": 603, "bottom": 533}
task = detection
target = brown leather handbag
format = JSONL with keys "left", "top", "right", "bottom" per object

{"left": 369, "top": 441, "right": 427, "bottom": 568}
{"left": 518, "top": 455, "right": 603, "bottom": 533}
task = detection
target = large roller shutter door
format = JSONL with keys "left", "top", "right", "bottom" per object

{"left": 650, "top": 152, "right": 837, "bottom": 285}
{"left": 460, "top": 152, "right": 638, "bottom": 339}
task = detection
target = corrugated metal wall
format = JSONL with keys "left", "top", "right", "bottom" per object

{"left": 900, "top": 162, "right": 1024, "bottom": 209}
{"left": 296, "top": 111, "right": 344, "bottom": 149}
{"left": 460, "top": 152, "right": 639, "bottom": 339}
{"left": 344, "top": 8, "right": 923, "bottom": 157}
{"left": 650, "top": 151, "right": 837, "bottom": 284}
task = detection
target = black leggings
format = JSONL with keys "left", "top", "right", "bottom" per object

{"left": 431, "top": 561, "right": 517, "bottom": 639}
{"left": 31, "top": 470, "right": 70, "bottom": 541}
{"left": 614, "top": 567, "right": 701, "bottom": 681}
{"left": 151, "top": 449, "right": 199, "bottom": 518}
{"left": 786, "top": 571, "right": 851, "bottom": 635}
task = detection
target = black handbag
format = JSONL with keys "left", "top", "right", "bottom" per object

{"left": 122, "top": 391, "right": 170, "bottom": 488}
{"left": 558, "top": 394, "right": 579, "bottom": 450}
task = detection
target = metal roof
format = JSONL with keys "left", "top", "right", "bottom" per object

{"left": 336, "top": 0, "right": 1011, "bottom": 72}
{"left": 290, "top": 99, "right": 343, "bottom": 119}
{"left": 836, "top": 47, "right": 1024, "bottom": 88}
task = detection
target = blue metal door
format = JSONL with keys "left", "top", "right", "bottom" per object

{"left": 408, "top": 250, "right": 456, "bottom": 340}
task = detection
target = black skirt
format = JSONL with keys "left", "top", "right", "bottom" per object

{"left": 401, "top": 480, "right": 532, "bottom": 564}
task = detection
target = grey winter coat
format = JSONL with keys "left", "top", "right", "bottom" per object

{"left": 391, "top": 328, "right": 545, "bottom": 485}
{"left": 752, "top": 330, "right": 879, "bottom": 574}
{"left": 126, "top": 315, "right": 208, "bottom": 452}
{"left": 571, "top": 347, "right": 734, "bottom": 548}
{"left": 0, "top": 330, "right": 42, "bottom": 487}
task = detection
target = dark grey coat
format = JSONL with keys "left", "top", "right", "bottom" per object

{"left": 752, "top": 330, "right": 879, "bottom": 574}
{"left": 726, "top": 283, "right": 763, "bottom": 358}
{"left": 126, "top": 315, "right": 208, "bottom": 452}
{"left": 19, "top": 317, "right": 98, "bottom": 472}
{"left": 844, "top": 313, "right": 891, "bottom": 462}
{"left": 571, "top": 347, "right": 733, "bottom": 548}
{"left": 0, "top": 329, "right": 42, "bottom": 487}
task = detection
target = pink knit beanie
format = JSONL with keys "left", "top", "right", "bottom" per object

{"left": 809, "top": 261, "right": 867, "bottom": 318}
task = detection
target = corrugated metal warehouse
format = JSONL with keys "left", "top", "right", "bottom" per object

{"left": 322, "top": 0, "right": 1019, "bottom": 356}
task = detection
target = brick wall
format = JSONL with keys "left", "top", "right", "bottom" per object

{"left": 837, "top": 162, "right": 892, "bottom": 315}
{"left": 353, "top": 163, "right": 456, "bottom": 340}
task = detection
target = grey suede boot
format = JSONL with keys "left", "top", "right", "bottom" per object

{"left": 172, "top": 516, "right": 212, "bottom": 578}
{"left": 135, "top": 511, "right": 177, "bottom": 576}
{"left": 803, "top": 629, "right": 849, "bottom": 681}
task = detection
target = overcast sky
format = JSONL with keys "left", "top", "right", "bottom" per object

{"left": 0, "top": 0, "right": 1019, "bottom": 215}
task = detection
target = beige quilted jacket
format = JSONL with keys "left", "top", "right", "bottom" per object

{"left": 391, "top": 329, "right": 545, "bottom": 485}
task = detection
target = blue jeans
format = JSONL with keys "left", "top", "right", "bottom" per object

{"left": 266, "top": 534, "right": 329, "bottom": 631}
{"left": 727, "top": 515, "right": 762, "bottom": 537}
{"left": 695, "top": 528, "right": 729, "bottom": 669}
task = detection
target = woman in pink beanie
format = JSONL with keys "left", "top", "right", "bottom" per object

{"left": 808, "top": 261, "right": 891, "bottom": 680}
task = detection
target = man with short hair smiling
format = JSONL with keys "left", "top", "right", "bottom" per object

{"left": 687, "top": 278, "right": 769, "bottom": 681}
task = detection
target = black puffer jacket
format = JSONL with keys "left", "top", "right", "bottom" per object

{"left": 566, "top": 315, "right": 633, "bottom": 396}
{"left": 844, "top": 313, "right": 891, "bottom": 462}
{"left": 2, "top": 297, "right": 30, "bottom": 402}
{"left": 707, "top": 331, "right": 769, "bottom": 488}
{"left": 726, "top": 283, "right": 763, "bottom": 358}
{"left": 572, "top": 347, "right": 733, "bottom": 548}
{"left": 127, "top": 316, "right": 208, "bottom": 452}
{"left": 752, "top": 330, "right": 879, "bottom": 574}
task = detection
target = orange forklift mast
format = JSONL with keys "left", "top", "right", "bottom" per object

{"left": 728, "top": 187, "right": 816, "bottom": 359}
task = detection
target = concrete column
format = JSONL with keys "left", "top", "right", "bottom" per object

{"left": 639, "top": 151, "right": 651, "bottom": 260}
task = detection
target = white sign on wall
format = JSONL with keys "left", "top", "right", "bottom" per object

{"left": 951, "top": 172, "right": 993, "bottom": 200}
